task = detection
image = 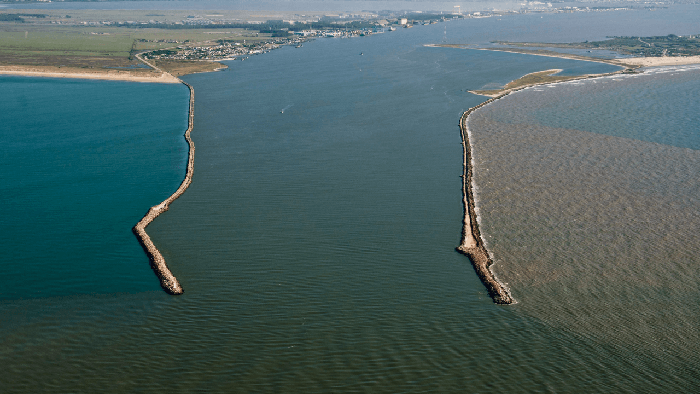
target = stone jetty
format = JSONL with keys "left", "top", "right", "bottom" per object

{"left": 132, "top": 80, "right": 195, "bottom": 295}
{"left": 457, "top": 65, "right": 636, "bottom": 304}
{"left": 457, "top": 97, "right": 515, "bottom": 305}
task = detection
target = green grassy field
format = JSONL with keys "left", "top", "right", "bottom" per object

{"left": 0, "top": 27, "right": 134, "bottom": 57}
{"left": 0, "top": 26, "right": 268, "bottom": 61}
{"left": 0, "top": 9, "right": 274, "bottom": 69}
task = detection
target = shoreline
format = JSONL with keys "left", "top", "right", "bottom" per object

{"left": 2, "top": 57, "right": 193, "bottom": 294}
{"left": 478, "top": 47, "right": 626, "bottom": 66}
{"left": 0, "top": 65, "right": 181, "bottom": 83}
{"left": 468, "top": 66, "right": 631, "bottom": 97}
{"left": 615, "top": 54, "right": 700, "bottom": 67}
{"left": 457, "top": 64, "right": 631, "bottom": 304}
{"left": 478, "top": 48, "right": 700, "bottom": 68}
{"left": 131, "top": 56, "right": 195, "bottom": 295}
{"left": 457, "top": 98, "right": 515, "bottom": 305}
{"left": 424, "top": 44, "right": 622, "bottom": 67}
{"left": 437, "top": 41, "right": 695, "bottom": 303}
{"left": 429, "top": 43, "right": 700, "bottom": 70}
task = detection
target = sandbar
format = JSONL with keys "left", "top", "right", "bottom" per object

{"left": 429, "top": 44, "right": 700, "bottom": 70}
{"left": 478, "top": 48, "right": 700, "bottom": 68}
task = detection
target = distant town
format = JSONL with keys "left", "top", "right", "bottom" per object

{"left": 0, "top": 3, "right": 664, "bottom": 75}
{"left": 133, "top": 4, "right": 651, "bottom": 62}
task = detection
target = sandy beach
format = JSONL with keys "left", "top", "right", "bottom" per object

{"left": 617, "top": 55, "right": 700, "bottom": 67}
{"left": 0, "top": 65, "right": 181, "bottom": 83}
{"left": 471, "top": 47, "right": 700, "bottom": 68}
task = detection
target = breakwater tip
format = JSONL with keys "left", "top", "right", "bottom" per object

{"left": 162, "top": 280, "right": 184, "bottom": 295}
{"left": 459, "top": 104, "right": 515, "bottom": 306}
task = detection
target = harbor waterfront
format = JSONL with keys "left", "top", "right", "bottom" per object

{"left": 2, "top": 5, "right": 700, "bottom": 392}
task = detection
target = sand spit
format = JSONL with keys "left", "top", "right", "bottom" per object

{"left": 0, "top": 65, "right": 181, "bottom": 83}
{"left": 426, "top": 44, "right": 700, "bottom": 73}
{"left": 618, "top": 55, "right": 700, "bottom": 67}
{"left": 3, "top": 56, "right": 195, "bottom": 294}
{"left": 468, "top": 66, "right": 636, "bottom": 98}
{"left": 476, "top": 48, "right": 700, "bottom": 68}
{"left": 424, "top": 44, "right": 638, "bottom": 98}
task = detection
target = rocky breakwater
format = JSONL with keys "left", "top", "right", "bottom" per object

{"left": 457, "top": 96, "right": 515, "bottom": 305}
{"left": 456, "top": 66, "right": 632, "bottom": 304}
{"left": 132, "top": 81, "right": 195, "bottom": 295}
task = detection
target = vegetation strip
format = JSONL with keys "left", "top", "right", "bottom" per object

{"left": 132, "top": 58, "right": 194, "bottom": 295}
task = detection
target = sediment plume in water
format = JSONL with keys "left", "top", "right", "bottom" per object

{"left": 458, "top": 66, "right": 630, "bottom": 304}
{"left": 132, "top": 81, "right": 195, "bottom": 295}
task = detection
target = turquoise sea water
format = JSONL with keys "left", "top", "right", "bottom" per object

{"left": 2, "top": 6, "right": 700, "bottom": 392}
{"left": 0, "top": 77, "right": 190, "bottom": 298}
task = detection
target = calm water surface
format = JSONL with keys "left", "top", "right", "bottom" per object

{"left": 0, "top": 77, "right": 189, "bottom": 298}
{"left": 2, "top": 7, "right": 700, "bottom": 392}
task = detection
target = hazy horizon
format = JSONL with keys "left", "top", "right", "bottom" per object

{"left": 0, "top": 0, "right": 630, "bottom": 13}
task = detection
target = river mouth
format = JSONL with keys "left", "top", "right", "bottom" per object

{"left": 4, "top": 8, "right": 700, "bottom": 392}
